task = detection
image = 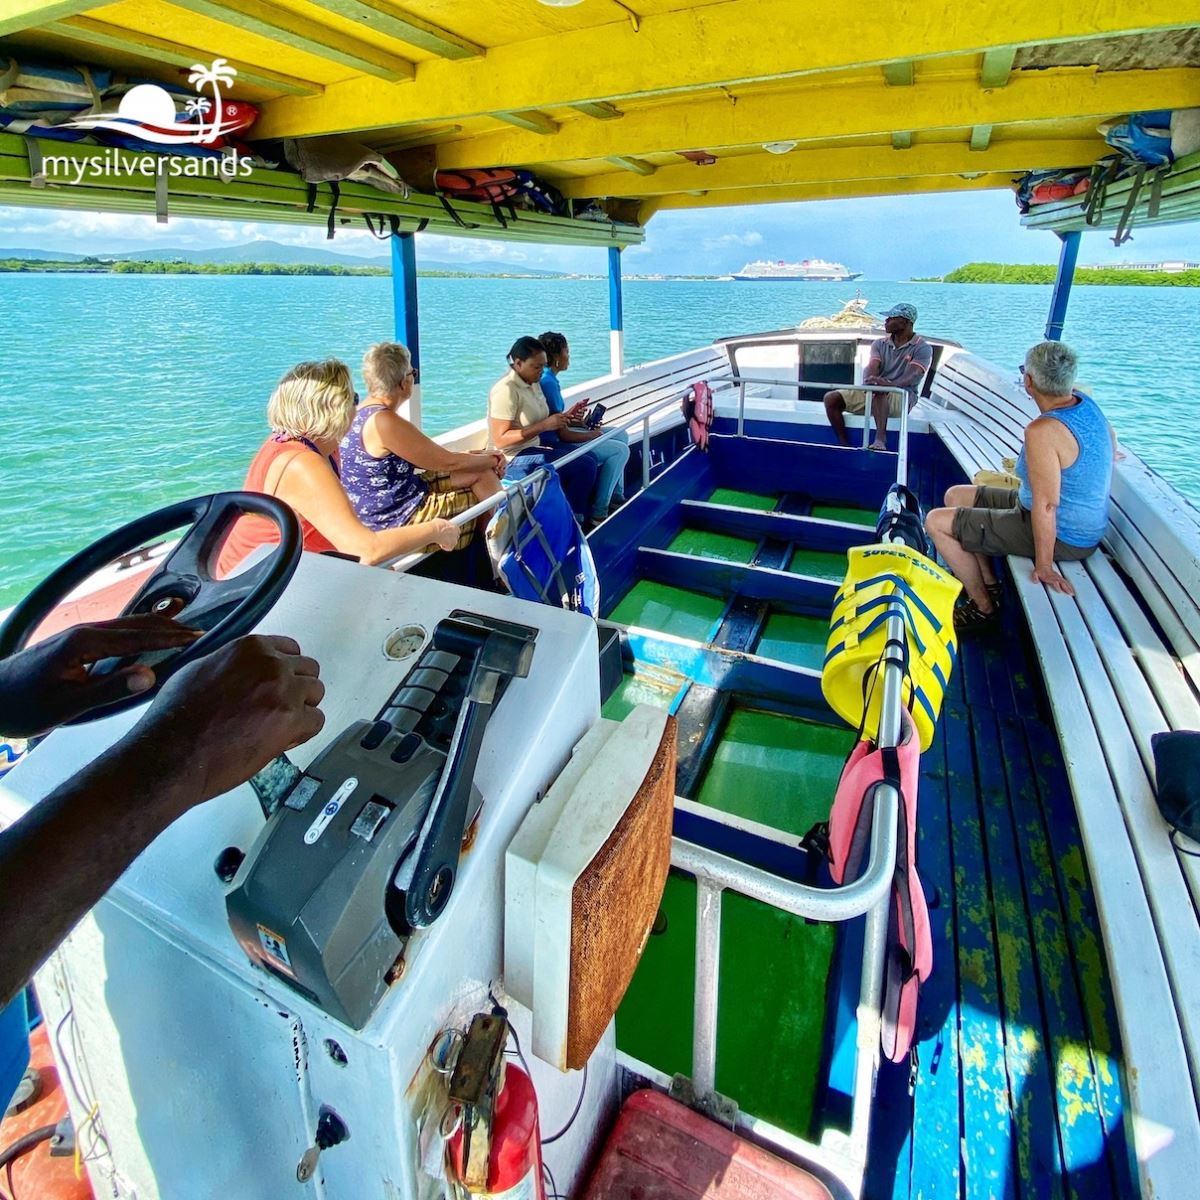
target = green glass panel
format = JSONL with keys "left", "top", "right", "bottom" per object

{"left": 787, "top": 547, "right": 848, "bottom": 582}
{"left": 616, "top": 872, "right": 835, "bottom": 1139}
{"left": 706, "top": 487, "right": 777, "bottom": 511}
{"left": 668, "top": 527, "right": 758, "bottom": 565}
{"left": 601, "top": 673, "right": 681, "bottom": 722}
{"left": 755, "top": 613, "right": 830, "bottom": 672}
{"left": 811, "top": 503, "right": 877, "bottom": 527}
{"left": 607, "top": 581, "right": 724, "bottom": 642}
{"left": 695, "top": 707, "right": 855, "bottom": 837}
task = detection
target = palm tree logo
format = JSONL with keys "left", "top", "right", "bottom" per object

{"left": 186, "top": 58, "right": 236, "bottom": 143}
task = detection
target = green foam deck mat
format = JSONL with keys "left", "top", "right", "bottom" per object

{"left": 754, "top": 613, "right": 830, "bottom": 672}
{"left": 706, "top": 487, "right": 778, "bottom": 511}
{"left": 602, "top": 673, "right": 681, "bottom": 722}
{"left": 616, "top": 872, "right": 836, "bottom": 1140}
{"left": 668, "top": 527, "right": 759, "bottom": 565}
{"left": 607, "top": 581, "right": 725, "bottom": 643}
{"left": 787, "top": 547, "right": 849, "bottom": 582}
{"left": 810, "top": 503, "right": 876, "bottom": 527}
{"left": 695, "top": 707, "right": 855, "bottom": 838}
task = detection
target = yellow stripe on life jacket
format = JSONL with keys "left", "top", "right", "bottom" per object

{"left": 822, "top": 544, "right": 962, "bottom": 751}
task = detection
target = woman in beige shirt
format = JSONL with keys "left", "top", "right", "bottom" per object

{"left": 487, "top": 336, "right": 598, "bottom": 522}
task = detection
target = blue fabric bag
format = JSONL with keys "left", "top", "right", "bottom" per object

{"left": 1104, "top": 111, "right": 1175, "bottom": 167}
{"left": 0, "top": 991, "right": 29, "bottom": 1112}
{"left": 487, "top": 467, "right": 600, "bottom": 616}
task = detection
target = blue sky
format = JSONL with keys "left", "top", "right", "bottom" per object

{"left": 4, "top": 189, "right": 1200, "bottom": 276}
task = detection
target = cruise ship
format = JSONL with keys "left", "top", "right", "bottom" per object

{"left": 732, "top": 257, "right": 863, "bottom": 281}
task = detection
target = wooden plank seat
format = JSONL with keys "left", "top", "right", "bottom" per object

{"left": 930, "top": 350, "right": 1200, "bottom": 1198}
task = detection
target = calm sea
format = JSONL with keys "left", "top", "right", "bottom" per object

{"left": 0, "top": 274, "right": 1196, "bottom": 609}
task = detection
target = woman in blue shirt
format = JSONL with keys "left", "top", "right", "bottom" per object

{"left": 539, "top": 332, "right": 630, "bottom": 528}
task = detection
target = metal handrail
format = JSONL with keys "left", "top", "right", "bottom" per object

{"left": 671, "top": 386, "right": 915, "bottom": 1182}
{"left": 709, "top": 371, "right": 907, "bottom": 449}
{"left": 381, "top": 383, "right": 721, "bottom": 571}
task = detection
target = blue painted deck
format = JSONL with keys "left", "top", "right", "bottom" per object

{"left": 591, "top": 425, "right": 1136, "bottom": 1198}
{"left": 864, "top": 438, "right": 1134, "bottom": 1200}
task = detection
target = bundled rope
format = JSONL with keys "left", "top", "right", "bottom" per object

{"left": 798, "top": 296, "right": 882, "bottom": 330}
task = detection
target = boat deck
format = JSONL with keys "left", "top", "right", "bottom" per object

{"left": 590, "top": 430, "right": 1137, "bottom": 1198}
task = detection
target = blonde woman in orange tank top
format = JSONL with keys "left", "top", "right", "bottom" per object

{"left": 218, "top": 359, "right": 459, "bottom": 576}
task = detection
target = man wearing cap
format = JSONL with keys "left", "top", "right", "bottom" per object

{"left": 824, "top": 303, "right": 933, "bottom": 450}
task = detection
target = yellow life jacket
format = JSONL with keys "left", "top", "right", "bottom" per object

{"left": 822, "top": 544, "right": 962, "bottom": 751}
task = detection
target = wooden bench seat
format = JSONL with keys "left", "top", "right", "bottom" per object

{"left": 931, "top": 349, "right": 1200, "bottom": 1198}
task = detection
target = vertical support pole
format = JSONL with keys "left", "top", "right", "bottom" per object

{"left": 608, "top": 245, "right": 624, "bottom": 377}
{"left": 641, "top": 417, "right": 652, "bottom": 489}
{"left": 1044, "top": 230, "right": 1081, "bottom": 342}
{"left": 692, "top": 881, "right": 722, "bottom": 1097}
{"left": 392, "top": 232, "right": 422, "bottom": 428}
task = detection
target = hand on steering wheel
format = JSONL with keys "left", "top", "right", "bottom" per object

{"left": 0, "top": 493, "right": 302, "bottom": 725}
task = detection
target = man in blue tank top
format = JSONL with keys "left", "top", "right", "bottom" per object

{"left": 926, "top": 341, "right": 1115, "bottom": 630}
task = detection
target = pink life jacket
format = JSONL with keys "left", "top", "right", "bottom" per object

{"left": 828, "top": 707, "right": 931, "bottom": 1063}
{"left": 681, "top": 380, "right": 714, "bottom": 450}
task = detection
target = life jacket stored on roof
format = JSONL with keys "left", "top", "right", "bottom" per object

{"left": 822, "top": 543, "right": 961, "bottom": 751}
{"left": 1012, "top": 168, "right": 1088, "bottom": 214}
{"left": 435, "top": 168, "right": 520, "bottom": 203}
{"left": 828, "top": 707, "right": 931, "bottom": 1063}
{"left": 486, "top": 467, "right": 599, "bottom": 616}
{"left": 680, "top": 380, "right": 714, "bottom": 450}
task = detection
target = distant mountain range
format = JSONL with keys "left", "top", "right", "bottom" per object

{"left": 0, "top": 240, "right": 566, "bottom": 274}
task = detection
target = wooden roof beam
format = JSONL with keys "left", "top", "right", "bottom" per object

{"left": 0, "top": 1, "right": 93, "bottom": 37}
{"left": 563, "top": 139, "right": 1101, "bottom": 198}
{"left": 495, "top": 110, "right": 560, "bottom": 135}
{"left": 163, "top": 0, "right": 415, "bottom": 81}
{"left": 372, "top": 124, "right": 462, "bottom": 152}
{"left": 42, "top": 16, "right": 323, "bottom": 96}
{"left": 254, "top": 0, "right": 1194, "bottom": 138}
{"left": 643, "top": 171, "right": 1015, "bottom": 215}
{"left": 572, "top": 102, "right": 623, "bottom": 120}
{"left": 981, "top": 48, "right": 1017, "bottom": 88}
{"left": 431, "top": 68, "right": 1200, "bottom": 169}
{"left": 970, "top": 124, "right": 994, "bottom": 151}
{"left": 306, "top": 2, "right": 482, "bottom": 60}
{"left": 605, "top": 156, "right": 657, "bottom": 176}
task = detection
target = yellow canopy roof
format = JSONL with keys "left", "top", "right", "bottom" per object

{"left": 1, "top": 1, "right": 1197, "bottom": 234}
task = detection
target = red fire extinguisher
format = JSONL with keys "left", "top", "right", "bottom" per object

{"left": 446, "top": 1013, "right": 546, "bottom": 1200}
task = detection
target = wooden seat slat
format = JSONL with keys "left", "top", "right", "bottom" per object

{"left": 1014, "top": 570, "right": 1200, "bottom": 1198}
{"left": 926, "top": 349, "right": 1200, "bottom": 1198}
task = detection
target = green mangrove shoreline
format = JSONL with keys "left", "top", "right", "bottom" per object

{"left": 920, "top": 261, "right": 1200, "bottom": 286}
{"left": 0, "top": 257, "right": 554, "bottom": 278}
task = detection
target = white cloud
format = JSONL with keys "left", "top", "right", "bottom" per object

{"left": 701, "top": 230, "right": 764, "bottom": 251}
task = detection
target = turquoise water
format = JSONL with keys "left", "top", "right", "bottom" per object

{"left": 1, "top": 274, "right": 1196, "bottom": 608}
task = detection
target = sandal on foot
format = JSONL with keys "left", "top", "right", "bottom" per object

{"left": 986, "top": 581, "right": 1003, "bottom": 606}
{"left": 954, "top": 597, "right": 998, "bottom": 632}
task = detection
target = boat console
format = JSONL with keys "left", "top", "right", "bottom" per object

{"left": 0, "top": 549, "right": 632, "bottom": 1199}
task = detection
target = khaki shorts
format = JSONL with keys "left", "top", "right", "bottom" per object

{"left": 411, "top": 471, "right": 476, "bottom": 551}
{"left": 951, "top": 486, "right": 1097, "bottom": 561}
{"left": 842, "top": 389, "right": 911, "bottom": 418}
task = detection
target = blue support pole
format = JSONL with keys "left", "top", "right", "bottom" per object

{"left": 608, "top": 245, "right": 624, "bottom": 375}
{"left": 1044, "top": 230, "right": 1081, "bottom": 342}
{"left": 391, "top": 231, "right": 422, "bottom": 427}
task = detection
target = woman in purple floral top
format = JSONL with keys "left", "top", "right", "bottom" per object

{"left": 341, "top": 343, "right": 504, "bottom": 551}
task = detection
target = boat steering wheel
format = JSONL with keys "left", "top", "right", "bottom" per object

{"left": 0, "top": 493, "right": 302, "bottom": 723}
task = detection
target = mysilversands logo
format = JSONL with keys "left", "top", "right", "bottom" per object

{"left": 46, "top": 58, "right": 255, "bottom": 183}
